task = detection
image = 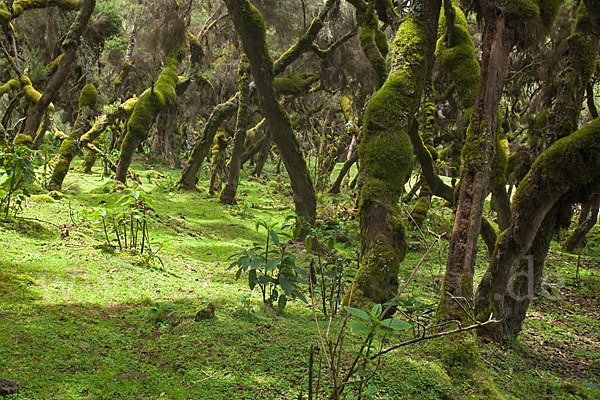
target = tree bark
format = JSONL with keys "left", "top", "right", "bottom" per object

{"left": 223, "top": 0, "right": 317, "bottom": 224}
{"left": 475, "top": 118, "right": 600, "bottom": 341}
{"left": 562, "top": 194, "right": 600, "bottom": 252}
{"left": 221, "top": 53, "right": 251, "bottom": 205}
{"left": 47, "top": 83, "right": 97, "bottom": 190}
{"left": 178, "top": 0, "right": 338, "bottom": 190}
{"left": 438, "top": 9, "right": 515, "bottom": 321}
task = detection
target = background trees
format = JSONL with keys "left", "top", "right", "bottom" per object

{"left": 1, "top": 0, "right": 599, "bottom": 397}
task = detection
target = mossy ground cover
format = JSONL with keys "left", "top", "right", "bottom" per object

{"left": 0, "top": 159, "right": 598, "bottom": 399}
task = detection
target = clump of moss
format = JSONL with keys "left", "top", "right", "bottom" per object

{"left": 30, "top": 194, "right": 56, "bottom": 203}
{"left": 426, "top": 334, "right": 504, "bottom": 399}
{"left": 46, "top": 54, "right": 65, "bottom": 73}
{"left": 91, "top": 180, "right": 127, "bottom": 194}
{"left": 0, "top": 3, "right": 11, "bottom": 23}
{"left": 79, "top": 83, "right": 98, "bottom": 108}
{"left": 13, "top": 134, "right": 33, "bottom": 146}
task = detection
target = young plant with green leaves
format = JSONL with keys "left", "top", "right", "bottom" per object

{"left": 228, "top": 220, "right": 308, "bottom": 312}
{"left": 0, "top": 145, "right": 38, "bottom": 218}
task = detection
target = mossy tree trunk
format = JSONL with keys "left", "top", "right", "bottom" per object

{"left": 437, "top": 4, "right": 517, "bottom": 322}
{"left": 562, "top": 195, "right": 600, "bottom": 252}
{"left": 20, "top": 0, "right": 95, "bottom": 147}
{"left": 474, "top": 118, "right": 600, "bottom": 341}
{"left": 220, "top": 52, "right": 251, "bottom": 205}
{"left": 47, "top": 83, "right": 97, "bottom": 190}
{"left": 116, "top": 39, "right": 188, "bottom": 183}
{"left": 474, "top": 2, "right": 598, "bottom": 341}
{"left": 224, "top": 0, "right": 316, "bottom": 224}
{"left": 348, "top": 0, "right": 441, "bottom": 306}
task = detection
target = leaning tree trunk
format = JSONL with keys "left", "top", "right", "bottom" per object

{"left": 221, "top": 53, "right": 251, "bottom": 205}
{"left": 47, "top": 83, "right": 97, "bottom": 190}
{"left": 178, "top": 0, "right": 338, "bottom": 190}
{"left": 562, "top": 194, "right": 600, "bottom": 252}
{"left": 475, "top": 118, "right": 600, "bottom": 341}
{"left": 21, "top": 0, "right": 95, "bottom": 147}
{"left": 223, "top": 0, "right": 317, "bottom": 224}
{"left": 475, "top": 1, "right": 598, "bottom": 341}
{"left": 115, "top": 39, "right": 188, "bottom": 183}
{"left": 346, "top": 0, "right": 441, "bottom": 306}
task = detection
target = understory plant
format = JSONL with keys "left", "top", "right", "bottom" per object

{"left": 91, "top": 186, "right": 155, "bottom": 255}
{"left": 228, "top": 220, "right": 309, "bottom": 312}
{"left": 0, "top": 145, "right": 38, "bottom": 218}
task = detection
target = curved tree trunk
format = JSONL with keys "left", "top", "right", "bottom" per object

{"left": 178, "top": 0, "right": 338, "bottom": 190}
{"left": 347, "top": 0, "right": 441, "bottom": 306}
{"left": 562, "top": 195, "right": 600, "bottom": 252}
{"left": 223, "top": 0, "right": 316, "bottom": 224}
{"left": 116, "top": 39, "right": 188, "bottom": 183}
{"left": 475, "top": 118, "right": 600, "bottom": 341}
{"left": 47, "top": 83, "right": 97, "bottom": 190}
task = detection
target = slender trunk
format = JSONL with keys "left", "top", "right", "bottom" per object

{"left": 224, "top": 0, "right": 317, "bottom": 224}
{"left": 328, "top": 153, "right": 357, "bottom": 194}
{"left": 221, "top": 53, "right": 251, "bottom": 205}
{"left": 562, "top": 194, "right": 600, "bottom": 252}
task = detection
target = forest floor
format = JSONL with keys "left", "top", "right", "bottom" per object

{"left": 0, "top": 159, "right": 599, "bottom": 400}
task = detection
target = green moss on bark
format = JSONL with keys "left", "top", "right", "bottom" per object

{"left": 436, "top": 4, "right": 479, "bottom": 110}
{"left": 0, "top": 79, "right": 21, "bottom": 96}
{"left": 352, "top": 12, "right": 432, "bottom": 306}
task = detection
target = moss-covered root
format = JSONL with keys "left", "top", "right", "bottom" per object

{"left": 348, "top": 5, "right": 438, "bottom": 307}
{"left": 116, "top": 39, "right": 188, "bottom": 183}
{"left": 48, "top": 83, "right": 98, "bottom": 191}
{"left": 425, "top": 333, "right": 504, "bottom": 400}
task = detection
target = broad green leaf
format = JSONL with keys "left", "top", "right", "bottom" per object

{"left": 279, "top": 275, "right": 292, "bottom": 296}
{"left": 250, "top": 256, "right": 263, "bottom": 269}
{"left": 305, "top": 236, "right": 313, "bottom": 252}
{"left": 351, "top": 322, "right": 372, "bottom": 336}
{"left": 265, "top": 259, "right": 279, "bottom": 272}
{"left": 380, "top": 318, "right": 412, "bottom": 331}
{"left": 278, "top": 294, "right": 287, "bottom": 312}
{"left": 292, "top": 290, "right": 308, "bottom": 304}
{"left": 248, "top": 269, "right": 257, "bottom": 290}
{"left": 268, "top": 229, "right": 279, "bottom": 245}
{"left": 371, "top": 304, "right": 382, "bottom": 318}
{"left": 344, "top": 306, "right": 370, "bottom": 321}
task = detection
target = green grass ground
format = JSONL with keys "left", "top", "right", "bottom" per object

{"left": 0, "top": 160, "right": 598, "bottom": 399}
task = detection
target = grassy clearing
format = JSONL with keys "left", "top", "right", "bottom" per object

{"left": 0, "top": 160, "right": 598, "bottom": 399}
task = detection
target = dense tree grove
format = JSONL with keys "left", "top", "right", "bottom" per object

{"left": 1, "top": 0, "right": 599, "bottom": 398}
